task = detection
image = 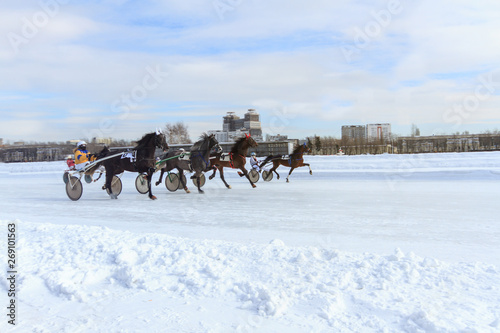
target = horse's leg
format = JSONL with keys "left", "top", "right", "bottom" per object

{"left": 303, "top": 163, "right": 313, "bottom": 175}
{"left": 286, "top": 167, "right": 296, "bottom": 183}
{"left": 106, "top": 171, "right": 117, "bottom": 199}
{"left": 94, "top": 172, "right": 103, "bottom": 182}
{"left": 240, "top": 167, "right": 256, "bottom": 188}
{"left": 155, "top": 168, "right": 165, "bottom": 186}
{"left": 178, "top": 167, "right": 190, "bottom": 193}
{"left": 147, "top": 167, "right": 157, "bottom": 200}
{"left": 271, "top": 162, "right": 280, "bottom": 180}
{"left": 196, "top": 172, "right": 204, "bottom": 194}
{"left": 218, "top": 166, "right": 231, "bottom": 189}
{"left": 209, "top": 165, "right": 217, "bottom": 180}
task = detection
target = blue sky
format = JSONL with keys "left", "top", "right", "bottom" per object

{"left": 1, "top": 0, "right": 500, "bottom": 142}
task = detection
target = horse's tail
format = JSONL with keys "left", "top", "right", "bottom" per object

{"left": 259, "top": 155, "right": 276, "bottom": 168}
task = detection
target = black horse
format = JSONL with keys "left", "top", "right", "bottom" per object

{"left": 93, "top": 131, "right": 168, "bottom": 200}
{"left": 189, "top": 133, "right": 221, "bottom": 194}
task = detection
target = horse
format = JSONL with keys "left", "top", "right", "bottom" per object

{"left": 208, "top": 134, "right": 259, "bottom": 189}
{"left": 154, "top": 148, "right": 192, "bottom": 193}
{"left": 155, "top": 135, "right": 222, "bottom": 193}
{"left": 93, "top": 131, "right": 169, "bottom": 199}
{"left": 259, "top": 143, "right": 312, "bottom": 182}
{"left": 188, "top": 133, "right": 221, "bottom": 194}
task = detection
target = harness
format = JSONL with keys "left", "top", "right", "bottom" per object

{"left": 192, "top": 151, "right": 210, "bottom": 169}
{"left": 289, "top": 157, "right": 303, "bottom": 166}
{"left": 228, "top": 153, "right": 246, "bottom": 168}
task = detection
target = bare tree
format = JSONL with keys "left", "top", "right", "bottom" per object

{"left": 411, "top": 124, "right": 420, "bottom": 137}
{"left": 314, "top": 136, "right": 322, "bottom": 154}
{"left": 163, "top": 122, "right": 192, "bottom": 144}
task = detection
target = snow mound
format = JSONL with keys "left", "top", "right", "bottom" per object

{"left": 3, "top": 220, "right": 499, "bottom": 332}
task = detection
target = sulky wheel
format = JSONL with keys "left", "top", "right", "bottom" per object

{"left": 106, "top": 175, "right": 122, "bottom": 197}
{"left": 249, "top": 169, "right": 260, "bottom": 183}
{"left": 192, "top": 173, "right": 206, "bottom": 188}
{"left": 63, "top": 171, "right": 70, "bottom": 184}
{"left": 262, "top": 170, "right": 273, "bottom": 182}
{"left": 66, "top": 176, "right": 83, "bottom": 201}
{"left": 165, "top": 173, "right": 180, "bottom": 192}
{"left": 135, "top": 173, "right": 149, "bottom": 194}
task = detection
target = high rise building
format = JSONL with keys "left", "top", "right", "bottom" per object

{"left": 341, "top": 125, "right": 366, "bottom": 141}
{"left": 366, "top": 123, "right": 391, "bottom": 142}
{"left": 212, "top": 109, "right": 263, "bottom": 142}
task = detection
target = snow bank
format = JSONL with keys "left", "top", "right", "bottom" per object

{"left": 2, "top": 220, "right": 499, "bottom": 332}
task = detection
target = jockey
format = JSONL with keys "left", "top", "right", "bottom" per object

{"left": 73, "top": 141, "right": 96, "bottom": 171}
{"left": 66, "top": 155, "right": 75, "bottom": 170}
{"left": 250, "top": 152, "right": 260, "bottom": 172}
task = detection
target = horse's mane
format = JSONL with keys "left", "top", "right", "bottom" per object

{"left": 191, "top": 133, "right": 210, "bottom": 151}
{"left": 97, "top": 146, "right": 110, "bottom": 157}
{"left": 292, "top": 144, "right": 305, "bottom": 155}
{"left": 231, "top": 136, "right": 247, "bottom": 154}
{"left": 134, "top": 132, "right": 155, "bottom": 149}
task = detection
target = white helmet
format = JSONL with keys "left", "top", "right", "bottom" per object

{"left": 77, "top": 141, "right": 87, "bottom": 147}
{"left": 251, "top": 152, "right": 256, "bottom": 156}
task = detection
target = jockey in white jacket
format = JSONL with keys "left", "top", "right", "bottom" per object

{"left": 250, "top": 152, "right": 260, "bottom": 172}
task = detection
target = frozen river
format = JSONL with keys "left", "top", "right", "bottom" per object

{"left": 1, "top": 152, "right": 500, "bottom": 332}
{"left": 1, "top": 152, "right": 499, "bottom": 265}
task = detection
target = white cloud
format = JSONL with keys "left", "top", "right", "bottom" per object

{"left": 1, "top": 0, "right": 500, "bottom": 141}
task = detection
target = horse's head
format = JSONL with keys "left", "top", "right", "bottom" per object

{"left": 208, "top": 134, "right": 222, "bottom": 153}
{"left": 155, "top": 132, "right": 169, "bottom": 151}
{"left": 303, "top": 142, "right": 310, "bottom": 153}
{"left": 245, "top": 134, "right": 258, "bottom": 148}
{"left": 96, "top": 146, "right": 111, "bottom": 159}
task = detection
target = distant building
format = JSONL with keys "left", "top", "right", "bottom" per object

{"left": 341, "top": 125, "right": 366, "bottom": 141}
{"left": 266, "top": 134, "right": 288, "bottom": 142}
{"left": 210, "top": 109, "right": 263, "bottom": 142}
{"left": 93, "top": 137, "right": 113, "bottom": 145}
{"left": 397, "top": 134, "right": 500, "bottom": 153}
{"left": 209, "top": 131, "right": 229, "bottom": 143}
{"left": 67, "top": 139, "right": 81, "bottom": 146}
{"left": 1, "top": 146, "right": 63, "bottom": 162}
{"left": 366, "top": 123, "right": 391, "bottom": 142}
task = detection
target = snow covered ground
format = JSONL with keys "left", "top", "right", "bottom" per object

{"left": 1, "top": 152, "right": 499, "bottom": 332}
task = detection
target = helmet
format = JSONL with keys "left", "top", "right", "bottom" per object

{"left": 251, "top": 152, "right": 256, "bottom": 156}
{"left": 77, "top": 141, "right": 87, "bottom": 148}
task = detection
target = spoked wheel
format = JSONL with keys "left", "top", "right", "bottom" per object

{"left": 249, "top": 169, "right": 260, "bottom": 183}
{"left": 135, "top": 174, "right": 149, "bottom": 194}
{"left": 66, "top": 176, "right": 83, "bottom": 201}
{"left": 192, "top": 173, "right": 206, "bottom": 188}
{"left": 165, "top": 173, "right": 180, "bottom": 192}
{"left": 262, "top": 170, "right": 273, "bottom": 182}
{"left": 106, "top": 175, "right": 123, "bottom": 196}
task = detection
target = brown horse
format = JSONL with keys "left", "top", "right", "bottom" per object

{"left": 259, "top": 143, "right": 312, "bottom": 182}
{"left": 208, "top": 134, "right": 258, "bottom": 189}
